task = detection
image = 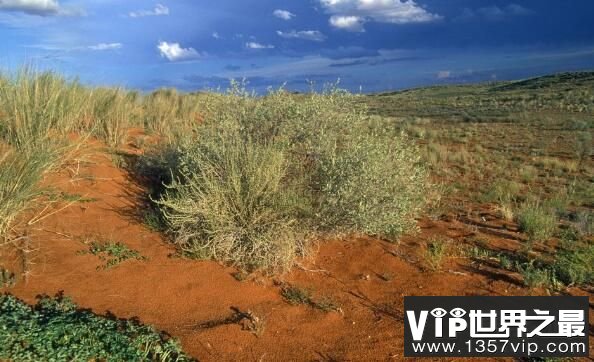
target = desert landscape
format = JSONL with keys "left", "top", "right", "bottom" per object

{"left": 1, "top": 1, "right": 594, "bottom": 360}
{"left": 0, "top": 70, "right": 592, "bottom": 360}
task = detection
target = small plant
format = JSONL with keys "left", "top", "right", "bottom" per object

{"left": 423, "top": 238, "right": 448, "bottom": 271}
{"left": 79, "top": 241, "right": 146, "bottom": 270}
{"left": 142, "top": 206, "right": 167, "bottom": 232}
{"left": 0, "top": 267, "right": 16, "bottom": 287}
{"left": 516, "top": 201, "right": 557, "bottom": 243}
{"left": 378, "top": 272, "right": 394, "bottom": 281}
{"left": 0, "top": 294, "right": 190, "bottom": 361}
{"left": 497, "top": 203, "right": 515, "bottom": 221}
{"left": 517, "top": 261, "right": 560, "bottom": 290}
{"left": 60, "top": 192, "right": 97, "bottom": 203}
{"left": 573, "top": 210, "right": 593, "bottom": 237}
{"left": 236, "top": 308, "right": 266, "bottom": 337}
{"left": 280, "top": 285, "right": 340, "bottom": 312}
{"left": 553, "top": 244, "right": 594, "bottom": 286}
{"left": 498, "top": 255, "right": 514, "bottom": 271}
{"left": 281, "top": 285, "right": 312, "bottom": 306}
{"left": 231, "top": 271, "right": 248, "bottom": 282}
{"left": 313, "top": 297, "right": 342, "bottom": 313}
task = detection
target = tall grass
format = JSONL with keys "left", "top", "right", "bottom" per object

{"left": 0, "top": 70, "right": 90, "bottom": 147}
{"left": 0, "top": 149, "right": 54, "bottom": 237}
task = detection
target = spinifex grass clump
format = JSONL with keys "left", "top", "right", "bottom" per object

{"left": 0, "top": 294, "right": 190, "bottom": 361}
{"left": 154, "top": 84, "right": 431, "bottom": 272}
{"left": 0, "top": 149, "right": 56, "bottom": 237}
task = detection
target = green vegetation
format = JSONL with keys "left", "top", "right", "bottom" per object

{"left": 423, "top": 238, "right": 449, "bottom": 271}
{"left": 280, "top": 285, "right": 340, "bottom": 312}
{"left": 79, "top": 241, "right": 147, "bottom": 270}
{"left": 554, "top": 244, "right": 594, "bottom": 286}
{"left": 517, "top": 261, "right": 560, "bottom": 290}
{"left": 152, "top": 86, "right": 430, "bottom": 272}
{"left": 0, "top": 294, "right": 189, "bottom": 361}
{"left": 0, "top": 266, "right": 15, "bottom": 287}
{"left": 516, "top": 202, "right": 558, "bottom": 243}
{"left": 281, "top": 285, "right": 312, "bottom": 305}
{"left": 364, "top": 71, "right": 594, "bottom": 120}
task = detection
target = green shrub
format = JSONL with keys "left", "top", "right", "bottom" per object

{"left": 516, "top": 201, "right": 557, "bottom": 242}
{"left": 517, "top": 262, "right": 559, "bottom": 289}
{"left": 156, "top": 128, "right": 309, "bottom": 272}
{"left": 554, "top": 245, "right": 594, "bottom": 286}
{"left": 0, "top": 294, "right": 190, "bottom": 361}
{"left": 153, "top": 87, "right": 431, "bottom": 272}
{"left": 312, "top": 131, "right": 428, "bottom": 237}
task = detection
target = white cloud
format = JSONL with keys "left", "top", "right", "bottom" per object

{"left": 320, "top": 0, "right": 441, "bottom": 31}
{"left": 437, "top": 70, "right": 451, "bottom": 79}
{"left": 276, "top": 30, "right": 326, "bottom": 42}
{"left": 88, "top": 43, "right": 122, "bottom": 51}
{"left": 273, "top": 9, "right": 295, "bottom": 20}
{"left": 129, "top": 3, "right": 169, "bottom": 18}
{"left": 212, "top": 32, "right": 220, "bottom": 39}
{"left": 158, "top": 41, "right": 200, "bottom": 61}
{"left": 0, "top": 0, "right": 83, "bottom": 16}
{"left": 246, "top": 42, "right": 274, "bottom": 49}
{"left": 329, "top": 15, "right": 364, "bottom": 32}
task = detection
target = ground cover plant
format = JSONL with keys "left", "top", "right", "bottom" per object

{"left": 0, "top": 294, "right": 189, "bottom": 361}
{"left": 78, "top": 241, "right": 147, "bottom": 270}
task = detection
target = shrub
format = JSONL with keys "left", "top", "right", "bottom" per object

{"left": 0, "top": 294, "right": 190, "bottom": 361}
{"left": 313, "top": 131, "right": 428, "bottom": 237}
{"left": 518, "top": 262, "right": 559, "bottom": 289}
{"left": 554, "top": 245, "right": 594, "bottom": 286}
{"left": 153, "top": 87, "right": 431, "bottom": 272}
{"left": 516, "top": 201, "right": 557, "bottom": 243}
{"left": 156, "top": 128, "right": 309, "bottom": 272}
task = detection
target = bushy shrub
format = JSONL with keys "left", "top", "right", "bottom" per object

{"left": 517, "top": 262, "right": 559, "bottom": 289}
{"left": 154, "top": 86, "right": 431, "bottom": 272}
{"left": 156, "top": 128, "right": 310, "bottom": 272}
{"left": 554, "top": 245, "right": 594, "bottom": 286}
{"left": 313, "top": 131, "right": 428, "bottom": 237}
{"left": 0, "top": 294, "right": 189, "bottom": 361}
{"left": 516, "top": 201, "right": 557, "bottom": 242}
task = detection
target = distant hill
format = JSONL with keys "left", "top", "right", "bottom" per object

{"left": 490, "top": 71, "right": 594, "bottom": 92}
{"left": 364, "top": 71, "right": 594, "bottom": 121}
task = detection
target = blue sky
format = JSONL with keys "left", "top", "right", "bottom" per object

{"left": 1, "top": 0, "right": 594, "bottom": 93}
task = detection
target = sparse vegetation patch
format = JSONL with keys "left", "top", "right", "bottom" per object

{"left": 79, "top": 241, "right": 147, "bottom": 270}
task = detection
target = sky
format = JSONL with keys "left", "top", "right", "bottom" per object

{"left": 1, "top": 0, "right": 594, "bottom": 93}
